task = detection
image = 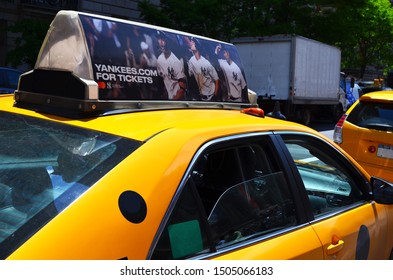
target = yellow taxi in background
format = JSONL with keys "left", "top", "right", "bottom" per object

{"left": 2, "top": 11, "right": 393, "bottom": 260}
{"left": 334, "top": 91, "right": 393, "bottom": 182}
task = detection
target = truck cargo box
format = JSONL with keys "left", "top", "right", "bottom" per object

{"left": 233, "top": 35, "right": 345, "bottom": 124}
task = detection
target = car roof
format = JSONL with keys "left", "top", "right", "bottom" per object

{"left": 359, "top": 90, "right": 393, "bottom": 103}
{"left": 1, "top": 94, "right": 316, "bottom": 142}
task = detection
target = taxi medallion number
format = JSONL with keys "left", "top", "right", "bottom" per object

{"left": 377, "top": 144, "right": 393, "bottom": 159}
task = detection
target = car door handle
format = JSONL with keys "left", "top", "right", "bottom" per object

{"left": 326, "top": 239, "right": 344, "bottom": 255}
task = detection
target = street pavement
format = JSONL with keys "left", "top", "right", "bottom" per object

{"left": 309, "top": 121, "right": 335, "bottom": 140}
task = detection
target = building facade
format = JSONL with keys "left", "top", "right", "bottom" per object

{"left": 0, "top": 0, "right": 160, "bottom": 69}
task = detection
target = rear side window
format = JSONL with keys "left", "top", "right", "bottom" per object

{"left": 347, "top": 101, "right": 393, "bottom": 131}
{"left": 152, "top": 137, "right": 298, "bottom": 259}
{"left": 0, "top": 112, "right": 141, "bottom": 259}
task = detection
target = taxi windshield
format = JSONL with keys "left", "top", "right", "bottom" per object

{"left": 0, "top": 111, "right": 141, "bottom": 259}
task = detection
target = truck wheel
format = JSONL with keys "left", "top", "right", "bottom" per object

{"left": 332, "top": 105, "right": 343, "bottom": 123}
{"left": 302, "top": 109, "right": 312, "bottom": 126}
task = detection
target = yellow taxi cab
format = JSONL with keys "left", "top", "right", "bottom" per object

{"left": 1, "top": 10, "right": 393, "bottom": 260}
{"left": 334, "top": 91, "right": 393, "bottom": 182}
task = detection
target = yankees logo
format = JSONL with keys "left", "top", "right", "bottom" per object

{"left": 167, "top": 66, "right": 175, "bottom": 80}
{"left": 232, "top": 72, "right": 238, "bottom": 81}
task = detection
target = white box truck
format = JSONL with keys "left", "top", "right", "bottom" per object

{"left": 233, "top": 35, "right": 346, "bottom": 125}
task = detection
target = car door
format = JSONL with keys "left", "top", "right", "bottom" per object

{"left": 149, "top": 133, "right": 324, "bottom": 260}
{"left": 277, "top": 132, "right": 389, "bottom": 259}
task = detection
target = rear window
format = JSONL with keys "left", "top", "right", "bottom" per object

{"left": 0, "top": 111, "right": 141, "bottom": 259}
{"left": 347, "top": 101, "right": 393, "bottom": 131}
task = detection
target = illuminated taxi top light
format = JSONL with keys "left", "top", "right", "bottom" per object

{"left": 14, "top": 10, "right": 256, "bottom": 118}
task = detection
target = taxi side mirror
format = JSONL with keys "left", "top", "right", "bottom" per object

{"left": 371, "top": 177, "right": 393, "bottom": 204}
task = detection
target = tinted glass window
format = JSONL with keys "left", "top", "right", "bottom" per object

{"left": 6, "top": 70, "right": 21, "bottom": 89}
{"left": 152, "top": 137, "right": 297, "bottom": 259}
{"left": 0, "top": 112, "right": 141, "bottom": 259}
{"left": 282, "top": 135, "right": 366, "bottom": 217}
{"left": 0, "top": 70, "right": 5, "bottom": 87}
{"left": 208, "top": 172, "right": 294, "bottom": 250}
{"left": 0, "top": 69, "right": 21, "bottom": 90}
{"left": 347, "top": 101, "right": 393, "bottom": 131}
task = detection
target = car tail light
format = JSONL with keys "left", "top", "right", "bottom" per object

{"left": 333, "top": 114, "right": 347, "bottom": 144}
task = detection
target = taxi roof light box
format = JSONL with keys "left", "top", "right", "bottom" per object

{"left": 14, "top": 10, "right": 255, "bottom": 118}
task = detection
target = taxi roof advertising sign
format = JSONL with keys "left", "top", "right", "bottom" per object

{"left": 38, "top": 11, "right": 248, "bottom": 102}
{"left": 15, "top": 11, "right": 252, "bottom": 117}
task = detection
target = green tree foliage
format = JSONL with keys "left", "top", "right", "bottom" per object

{"left": 344, "top": 0, "right": 393, "bottom": 77}
{"left": 310, "top": 0, "right": 393, "bottom": 78}
{"left": 6, "top": 18, "right": 51, "bottom": 69}
{"left": 139, "top": 0, "right": 393, "bottom": 78}
{"left": 139, "top": 0, "right": 242, "bottom": 40}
